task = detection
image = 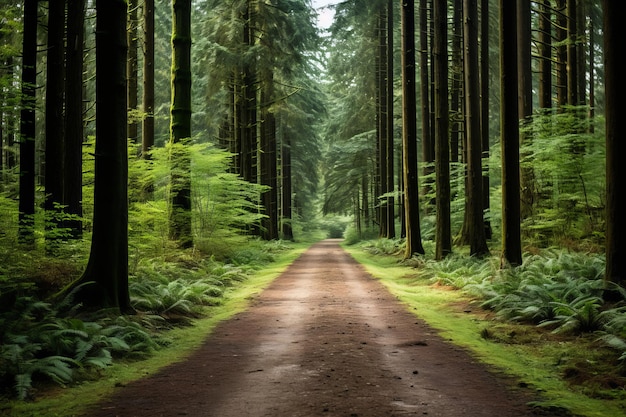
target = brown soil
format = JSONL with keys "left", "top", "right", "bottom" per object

{"left": 85, "top": 240, "right": 558, "bottom": 417}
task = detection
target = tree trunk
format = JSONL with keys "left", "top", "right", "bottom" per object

{"left": 141, "top": 0, "right": 155, "bottom": 201}
{"left": 538, "top": 0, "right": 552, "bottom": 110}
{"left": 72, "top": 0, "right": 131, "bottom": 313}
{"left": 169, "top": 0, "right": 193, "bottom": 248}
{"left": 566, "top": 0, "right": 578, "bottom": 107}
{"left": 433, "top": 0, "right": 451, "bottom": 260}
{"left": 450, "top": 0, "right": 462, "bottom": 164}
{"left": 241, "top": 1, "right": 257, "bottom": 186}
{"left": 127, "top": 0, "right": 139, "bottom": 143}
{"left": 518, "top": 0, "right": 534, "bottom": 219}
{"left": 603, "top": 0, "right": 626, "bottom": 288}
{"left": 44, "top": 0, "right": 66, "bottom": 245}
{"left": 281, "top": 131, "right": 293, "bottom": 241}
{"left": 480, "top": 0, "right": 491, "bottom": 239}
{"left": 419, "top": 0, "right": 433, "bottom": 203}
{"left": 499, "top": 0, "right": 522, "bottom": 266}
{"left": 142, "top": 0, "right": 155, "bottom": 159}
{"left": 377, "top": 5, "right": 388, "bottom": 238}
{"left": 18, "top": 0, "right": 38, "bottom": 245}
{"left": 555, "top": 0, "right": 567, "bottom": 108}
{"left": 401, "top": 0, "right": 425, "bottom": 258}
{"left": 260, "top": 73, "right": 279, "bottom": 241}
{"left": 463, "top": 0, "right": 489, "bottom": 257}
{"left": 385, "top": 0, "right": 395, "bottom": 239}
{"left": 64, "top": 0, "right": 85, "bottom": 239}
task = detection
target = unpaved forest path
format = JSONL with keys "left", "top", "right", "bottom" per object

{"left": 86, "top": 239, "right": 543, "bottom": 417}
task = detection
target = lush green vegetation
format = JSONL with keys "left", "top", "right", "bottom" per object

{"left": 345, "top": 240, "right": 626, "bottom": 417}
{"left": 2, "top": 1, "right": 623, "bottom": 415}
{"left": 0, "top": 138, "right": 323, "bottom": 404}
{"left": 3, "top": 241, "right": 310, "bottom": 416}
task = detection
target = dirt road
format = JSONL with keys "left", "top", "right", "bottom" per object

{"left": 87, "top": 240, "right": 543, "bottom": 417}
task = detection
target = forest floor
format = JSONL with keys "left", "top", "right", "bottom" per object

{"left": 83, "top": 239, "right": 563, "bottom": 417}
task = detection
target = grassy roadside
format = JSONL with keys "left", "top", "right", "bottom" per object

{"left": 5, "top": 242, "right": 312, "bottom": 417}
{"left": 344, "top": 244, "right": 626, "bottom": 417}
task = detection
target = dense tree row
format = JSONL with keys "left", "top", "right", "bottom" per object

{"left": 320, "top": 0, "right": 623, "bottom": 286}
{"left": 0, "top": 0, "right": 323, "bottom": 311}
{"left": 0, "top": 0, "right": 624, "bottom": 313}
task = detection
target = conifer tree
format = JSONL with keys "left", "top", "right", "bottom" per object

{"left": 169, "top": 0, "right": 193, "bottom": 248}
{"left": 401, "top": 0, "right": 424, "bottom": 258}
{"left": 71, "top": 0, "right": 131, "bottom": 312}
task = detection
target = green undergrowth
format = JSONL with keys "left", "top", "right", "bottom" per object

{"left": 344, "top": 243, "right": 626, "bottom": 417}
{"left": 2, "top": 241, "right": 312, "bottom": 417}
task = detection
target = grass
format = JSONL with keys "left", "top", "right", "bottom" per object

{"left": 3, "top": 242, "right": 311, "bottom": 417}
{"left": 344, "top": 244, "right": 626, "bottom": 417}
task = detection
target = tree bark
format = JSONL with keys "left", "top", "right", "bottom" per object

{"left": 73, "top": 0, "right": 131, "bottom": 312}
{"left": 44, "top": 0, "right": 66, "bottom": 244}
{"left": 18, "top": 0, "right": 38, "bottom": 245}
{"left": 260, "top": 73, "right": 279, "bottom": 241}
{"left": 538, "top": 0, "right": 552, "bottom": 110}
{"left": 419, "top": 0, "right": 433, "bottom": 204}
{"left": 127, "top": 0, "right": 139, "bottom": 143}
{"left": 377, "top": 4, "right": 388, "bottom": 238}
{"left": 169, "top": 0, "right": 193, "bottom": 248}
{"left": 518, "top": 0, "right": 534, "bottom": 219}
{"left": 64, "top": 0, "right": 85, "bottom": 238}
{"left": 433, "top": 0, "right": 451, "bottom": 260}
{"left": 142, "top": 0, "right": 155, "bottom": 159}
{"left": 480, "top": 0, "right": 491, "bottom": 239}
{"left": 603, "top": 0, "right": 626, "bottom": 288}
{"left": 141, "top": 0, "right": 155, "bottom": 201}
{"left": 499, "top": 0, "right": 522, "bottom": 266}
{"left": 463, "top": 0, "right": 489, "bottom": 257}
{"left": 555, "top": 0, "right": 567, "bottom": 108}
{"left": 401, "top": 0, "right": 425, "bottom": 258}
{"left": 385, "top": 0, "right": 395, "bottom": 239}
{"left": 281, "top": 131, "right": 294, "bottom": 241}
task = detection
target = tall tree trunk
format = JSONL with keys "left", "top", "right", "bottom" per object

{"left": 169, "top": 0, "right": 193, "bottom": 248}
{"left": 499, "top": 0, "right": 522, "bottom": 266}
{"left": 241, "top": 1, "right": 257, "bottom": 186}
{"left": 538, "top": 0, "right": 552, "bottom": 110}
{"left": 518, "top": 0, "right": 534, "bottom": 219}
{"left": 401, "top": 0, "right": 425, "bottom": 258}
{"left": 603, "top": 0, "right": 626, "bottom": 289}
{"left": 18, "top": 0, "right": 38, "bottom": 245}
{"left": 64, "top": 0, "right": 85, "bottom": 239}
{"left": 463, "top": 0, "right": 489, "bottom": 257}
{"left": 44, "top": 0, "right": 66, "bottom": 245}
{"left": 127, "top": 0, "right": 139, "bottom": 143}
{"left": 73, "top": 0, "right": 131, "bottom": 312}
{"left": 377, "top": 5, "right": 388, "bottom": 238}
{"left": 141, "top": 0, "right": 155, "bottom": 200}
{"left": 566, "top": 0, "right": 578, "bottom": 107}
{"left": 281, "top": 131, "right": 293, "bottom": 241}
{"left": 450, "top": 0, "right": 462, "bottom": 164}
{"left": 419, "top": 0, "right": 433, "bottom": 203}
{"left": 480, "top": 0, "right": 491, "bottom": 239}
{"left": 433, "top": 0, "right": 451, "bottom": 260}
{"left": 260, "top": 73, "right": 279, "bottom": 241}
{"left": 555, "top": 0, "right": 567, "bottom": 108}
{"left": 142, "top": 0, "right": 155, "bottom": 159}
{"left": 587, "top": 15, "right": 595, "bottom": 132}
{"left": 385, "top": 0, "right": 395, "bottom": 239}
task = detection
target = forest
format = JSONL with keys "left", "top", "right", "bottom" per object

{"left": 1, "top": 0, "right": 625, "bottom": 414}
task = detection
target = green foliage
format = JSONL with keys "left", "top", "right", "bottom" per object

{"left": 0, "top": 294, "right": 158, "bottom": 400}
{"left": 519, "top": 109, "right": 605, "bottom": 246}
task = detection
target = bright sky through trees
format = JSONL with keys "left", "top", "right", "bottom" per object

{"left": 312, "top": 0, "right": 337, "bottom": 29}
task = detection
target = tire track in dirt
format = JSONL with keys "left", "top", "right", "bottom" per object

{"left": 87, "top": 239, "right": 541, "bottom": 417}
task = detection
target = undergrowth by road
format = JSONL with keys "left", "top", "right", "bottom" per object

{"left": 344, "top": 240, "right": 626, "bottom": 417}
